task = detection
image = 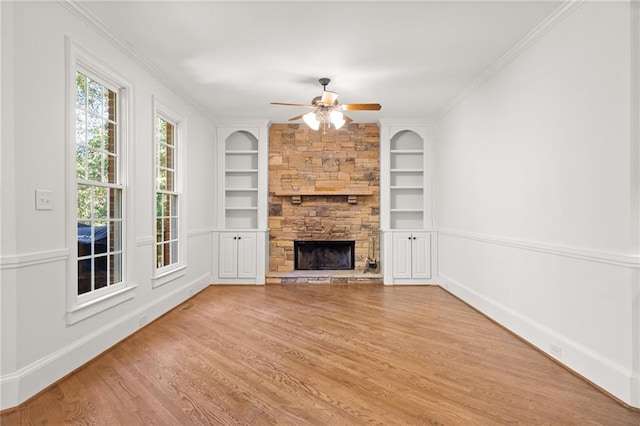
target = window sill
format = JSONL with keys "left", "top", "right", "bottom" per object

{"left": 67, "top": 284, "right": 138, "bottom": 325}
{"left": 152, "top": 265, "right": 187, "bottom": 289}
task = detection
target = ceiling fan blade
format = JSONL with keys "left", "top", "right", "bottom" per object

{"left": 321, "top": 91, "right": 338, "bottom": 105}
{"left": 271, "top": 102, "right": 313, "bottom": 107}
{"left": 341, "top": 103, "right": 382, "bottom": 111}
{"left": 288, "top": 114, "right": 305, "bottom": 121}
{"left": 343, "top": 114, "right": 353, "bottom": 123}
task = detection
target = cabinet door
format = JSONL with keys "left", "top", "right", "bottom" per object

{"left": 218, "top": 233, "right": 238, "bottom": 278}
{"left": 392, "top": 232, "right": 413, "bottom": 279}
{"left": 411, "top": 232, "right": 431, "bottom": 279}
{"left": 236, "top": 232, "right": 257, "bottom": 279}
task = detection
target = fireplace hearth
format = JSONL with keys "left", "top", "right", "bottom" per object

{"left": 294, "top": 240, "right": 355, "bottom": 270}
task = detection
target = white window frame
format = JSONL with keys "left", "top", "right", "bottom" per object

{"left": 65, "top": 38, "right": 136, "bottom": 324}
{"left": 152, "top": 97, "right": 186, "bottom": 288}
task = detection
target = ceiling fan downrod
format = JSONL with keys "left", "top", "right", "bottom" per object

{"left": 319, "top": 77, "right": 331, "bottom": 91}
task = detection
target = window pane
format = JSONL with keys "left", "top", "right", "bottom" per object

{"left": 156, "top": 118, "right": 166, "bottom": 143}
{"left": 88, "top": 79, "right": 102, "bottom": 116}
{"left": 76, "top": 110, "right": 87, "bottom": 146}
{"left": 156, "top": 219, "right": 163, "bottom": 243}
{"left": 76, "top": 73, "right": 87, "bottom": 109}
{"left": 76, "top": 145, "right": 87, "bottom": 179}
{"left": 166, "top": 169, "right": 174, "bottom": 191}
{"left": 166, "top": 122, "right": 175, "bottom": 146}
{"left": 109, "top": 220, "right": 122, "bottom": 252}
{"left": 109, "top": 253, "right": 122, "bottom": 285}
{"left": 170, "top": 218, "right": 178, "bottom": 240}
{"left": 107, "top": 153, "right": 117, "bottom": 183}
{"left": 94, "top": 255, "right": 108, "bottom": 289}
{"left": 93, "top": 224, "right": 107, "bottom": 255}
{"left": 156, "top": 244, "right": 163, "bottom": 268}
{"left": 77, "top": 222, "right": 92, "bottom": 257}
{"left": 106, "top": 122, "right": 117, "bottom": 154}
{"left": 171, "top": 241, "right": 178, "bottom": 264}
{"left": 78, "top": 259, "right": 92, "bottom": 294}
{"left": 166, "top": 145, "right": 174, "bottom": 170}
{"left": 158, "top": 143, "right": 167, "bottom": 169}
{"left": 77, "top": 185, "right": 92, "bottom": 220}
{"left": 87, "top": 116, "right": 103, "bottom": 150}
{"left": 107, "top": 91, "right": 116, "bottom": 121}
{"left": 109, "top": 188, "right": 122, "bottom": 219}
{"left": 87, "top": 148, "right": 105, "bottom": 182}
{"left": 163, "top": 242, "right": 171, "bottom": 267}
{"left": 158, "top": 168, "right": 167, "bottom": 190}
{"left": 163, "top": 217, "right": 171, "bottom": 241}
{"left": 93, "top": 186, "right": 107, "bottom": 220}
{"left": 170, "top": 194, "right": 178, "bottom": 216}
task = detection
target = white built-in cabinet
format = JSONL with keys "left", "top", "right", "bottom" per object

{"left": 379, "top": 120, "right": 437, "bottom": 285}
{"left": 213, "top": 122, "right": 269, "bottom": 284}
{"left": 391, "top": 232, "right": 431, "bottom": 280}
{"left": 218, "top": 232, "right": 257, "bottom": 279}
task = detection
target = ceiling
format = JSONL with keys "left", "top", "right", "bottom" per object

{"left": 77, "top": 1, "right": 563, "bottom": 124}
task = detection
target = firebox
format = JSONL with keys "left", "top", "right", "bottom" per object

{"left": 294, "top": 240, "right": 355, "bottom": 270}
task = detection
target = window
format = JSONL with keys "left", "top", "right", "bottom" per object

{"left": 154, "top": 111, "right": 182, "bottom": 276}
{"left": 76, "top": 71, "right": 124, "bottom": 297}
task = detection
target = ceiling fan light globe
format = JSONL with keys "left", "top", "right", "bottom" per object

{"left": 330, "top": 110, "right": 345, "bottom": 129}
{"left": 303, "top": 111, "right": 320, "bottom": 130}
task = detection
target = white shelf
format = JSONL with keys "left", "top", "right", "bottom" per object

{"left": 390, "top": 149, "right": 423, "bottom": 154}
{"left": 223, "top": 130, "right": 259, "bottom": 230}
{"left": 390, "top": 169, "right": 423, "bottom": 173}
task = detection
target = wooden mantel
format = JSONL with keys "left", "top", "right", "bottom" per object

{"left": 274, "top": 189, "right": 374, "bottom": 204}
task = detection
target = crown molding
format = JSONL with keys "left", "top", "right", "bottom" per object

{"left": 436, "top": 0, "right": 586, "bottom": 122}
{"left": 58, "top": 0, "right": 213, "bottom": 120}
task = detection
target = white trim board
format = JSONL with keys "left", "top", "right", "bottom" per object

{"left": 438, "top": 229, "right": 639, "bottom": 270}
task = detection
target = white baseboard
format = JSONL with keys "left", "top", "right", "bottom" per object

{"left": 439, "top": 273, "right": 637, "bottom": 409}
{"left": 0, "top": 273, "right": 211, "bottom": 410}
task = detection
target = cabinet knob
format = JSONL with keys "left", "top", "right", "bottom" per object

{"left": 233, "top": 236, "right": 237, "bottom": 240}
{"left": 238, "top": 236, "right": 242, "bottom": 240}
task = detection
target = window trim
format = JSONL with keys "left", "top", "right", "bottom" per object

{"left": 65, "top": 38, "right": 136, "bottom": 324}
{"left": 151, "top": 96, "right": 187, "bottom": 288}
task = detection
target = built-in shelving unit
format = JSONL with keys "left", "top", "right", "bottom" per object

{"left": 379, "top": 120, "right": 436, "bottom": 285}
{"left": 389, "top": 132, "right": 425, "bottom": 229}
{"left": 214, "top": 122, "right": 269, "bottom": 285}
{"left": 224, "top": 135, "right": 259, "bottom": 229}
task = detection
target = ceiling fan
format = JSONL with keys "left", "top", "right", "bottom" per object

{"left": 271, "top": 78, "right": 382, "bottom": 130}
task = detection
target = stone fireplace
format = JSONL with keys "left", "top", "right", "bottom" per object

{"left": 267, "top": 123, "right": 381, "bottom": 283}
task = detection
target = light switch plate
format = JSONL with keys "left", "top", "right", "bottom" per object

{"left": 35, "top": 189, "right": 53, "bottom": 210}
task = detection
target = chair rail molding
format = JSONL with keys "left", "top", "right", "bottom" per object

{"left": 438, "top": 229, "right": 640, "bottom": 269}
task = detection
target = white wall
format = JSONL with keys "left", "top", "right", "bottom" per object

{"left": 0, "top": 2, "right": 216, "bottom": 409}
{"left": 435, "top": 1, "right": 640, "bottom": 408}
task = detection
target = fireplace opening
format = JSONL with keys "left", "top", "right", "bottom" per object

{"left": 294, "top": 240, "right": 355, "bottom": 270}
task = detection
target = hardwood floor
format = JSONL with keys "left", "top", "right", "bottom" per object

{"left": 3, "top": 285, "right": 639, "bottom": 425}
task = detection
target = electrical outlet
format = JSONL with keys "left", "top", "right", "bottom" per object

{"left": 139, "top": 314, "right": 147, "bottom": 328}
{"left": 550, "top": 344, "right": 562, "bottom": 359}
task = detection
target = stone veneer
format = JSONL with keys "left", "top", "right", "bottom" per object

{"left": 268, "top": 123, "right": 380, "bottom": 278}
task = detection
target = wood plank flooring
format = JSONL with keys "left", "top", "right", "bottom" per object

{"left": 3, "top": 285, "right": 639, "bottom": 425}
